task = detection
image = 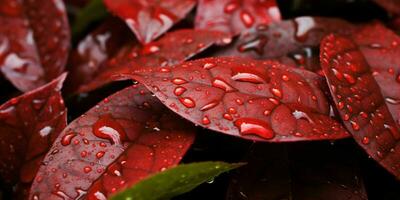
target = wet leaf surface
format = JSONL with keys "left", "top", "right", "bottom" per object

{"left": 0, "top": 0, "right": 70, "bottom": 91}
{"left": 226, "top": 142, "right": 368, "bottom": 200}
{"left": 111, "top": 161, "right": 242, "bottom": 200}
{"left": 78, "top": 29, "right": 230, "bottom": 93}
{"left": 29, "top": 84, "right": 195, "bottom": 199}
{"left": 320, "top": 34, "right": 400, "bottom": 179}
{"left": 103, "top": 0, "right": 196, "bottom": 44}
{"left": 127, "top": 57, "right": 349, "bottom": 142}
{"left": 0, "top": 74, "right": 67, "bottom": 198}
{"left": 195, "top": 0, "right": 281, "bottom": 36}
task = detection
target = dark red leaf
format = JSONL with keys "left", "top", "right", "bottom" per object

{"left": 372, "top": 0, "right": 400, "bottom": 14}
{"left": 103, "top": 0, "right": 196, "bottom": 44}
{"left": 195, "top": 0, "right": 281, "bottom": 36}
{"left": 0, "top": 74, "right": 67, "bottom": 198}
{"left": 226, "top": 143, "right": 368, "bottom": 200}
{"left": 320, "top": 34, "right": 400, "bottom": 178}
{"left": 126, "top": 57, "right": 349, "bottom": 142}
{"left": 215, "top": 17, "right": 355, "bottom": 71}
{"left": 65, "top": 18, "right": 136, "bottom": 93}
{"left": 0, "top": 0, "right": 70, "bottom": 91}
{"left": 29, "top": 84, "right": 195, "bottom": 199}
{"left": 78, "top": 29, "right": 231, "bottom": 93}
{"left": 352, "top": 23, "right": 400, "bottom": 127}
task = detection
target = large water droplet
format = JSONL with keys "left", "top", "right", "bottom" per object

{"left": 240, "top": 11, "right": 255, "bottom": 27}
{"left": 231, "top": 68, "right": 266, "bottom": 84}
{"left": 234, "top": 118, "right": 275, "bottom": 139}
{"left": 92, "top": 114, "right": 126, "bottom": 145}
{"left": 172, "top": 78, "right": 188, "bottom": 85}
{"left": 200, "top": 100, "right": 219, "bottom": 111}
{"left": 174, "top": 86, "right": 187, "bottom": 96}
{"left": 212, "top": 78, "right": 236, "bottom": 92}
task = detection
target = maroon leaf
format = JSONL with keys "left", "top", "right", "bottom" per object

{"left": 103, "top": 0, "right": 196, "bottom": 44}
{"left": 0, "top": 74, "right": 67, "bottom": 197}
{"left": 126, "top": 57, "right": 350, "bottom": 142}
{"left": 0, "top": 0, "right": 70, "bottom": 92}
{"left": 226, "top": 143, "right": 368, "bottom": 200}
{"left": 195, "top": 0, "right": 281, "bottom": 36}
{"left": 320, "top": 34, "right": 400, "bottom": 178}
{"left": 78, "top": 29, "right": 231, "bottom": 93}
{"left": 29, "top": 84, "right": 195, "bottom": 199}
{"left": 215, "top": 17, "right": 355, "bottom": 71}
{"left": 65, "top": 18, "right": 136, "bottom": 93}
{"left": 372, "top": 0, "right": 400, "bottom": 14}
{"left": 352, "top": 23, "right": 400, "bottom": 127}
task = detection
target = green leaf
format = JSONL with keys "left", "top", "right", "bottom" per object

{"left": 71, "top": 0, "right": 109, "bottom": 40}
{"left": 110, "top": 162, "right": 244, "bottom": 200}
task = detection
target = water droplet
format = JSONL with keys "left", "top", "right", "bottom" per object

{"left": 171, "top": 78, "right": 188, "bottom": 85}
{"left": 61, "top": 132, "right": 77, "bottom": 146}
{"left": 203, "top": 62, "right": 216, "bottom": 70}
{"left": 350, "top": 121, "right": 360, "bottom": 131}
{"left": 143, "top": 44, "right": 160, "bottom": 54}
{"left": 174, "top": 86, "right": 187, "bottom": 96}
{"left": 202, "top": 116, "right": 211, "bottom": 125}
{"left": 332, "top": 68, "right": 343, "bottom": 80}
{"left": 385, "top": 97, "right": 400, "bottom": 105}
{"left": 224, "top": 1, "right": 238, "bottom": 13}
{"left": 179, "top": 97, "right": 196, "bottom": 108}
{"left": 270, "top": 88, "right": 282, "bottom": 98}
{"left": 231, "top": 70, "right": 266, "bottom": 83}
{"left": 96, "top": 151, "right": 105, "bottom": 159}
{"left": 212, "top": 78, "right": 236, "bottom": 92}
{"left": 240, "top": 11, "right": 255, "bottom": 27}
{"left": 83, "top": 166, "right": 92, "bottom": 173}
{"left": 92, "top": 114, "right": 126, "bottom": 145}
{"left": 200, "top": 100, "right": 219, "bottom": 111}
{"left": 234, "top": 118, "right": 275, "bottom": 139}
{"left": 343, "top": 73, "right": 356, "bottom": 84}
{"left": 223, "top": 113, "right": 233, "bottom": 121}
{"left": 362, "top": 137, "right": 370, "bottom": 145}
{"left": 281, "top": 75, "right": 289, "bottom": 81}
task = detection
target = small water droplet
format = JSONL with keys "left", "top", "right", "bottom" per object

{"left": 212, "top": 78, "right": 236, "bottom": 92}
{"left": 61, "top": 132, "right": 77, "bottom": 146}
{"left": 174, "top": 86, "right": 187, "bottom": 96}
{"left": 83, "top": 166, "right": 92, "bottom": 173}
{"left": 240, "top": 11, "right": 255, "bottom": 27}
{"left": 203, "top": 62, "right": 216, "bottom": 70}
{"left": 202, "top": 116, "right": 211, "bottom": 125}
{"left": 171, "top": 78, "right": 188, "bottom": 85}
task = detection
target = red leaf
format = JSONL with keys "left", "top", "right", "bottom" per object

{"left": 372, "top": 0, "right": 400, "bottom": 14}
{"left": 0, "top": 0, "right": 70, "bottom": 91}
{"left": 127, "top": 57, "right": 350, "bottom": 142}
{"left": 0, "top": 74, "right": 67, "bottom": 197}
{"left": 78, "top": 29, "right": 231, "bottom": 93}
{"left": 29, "top": 84, "right": 195, "bottom": 199}
{"left": 320, "top": 34, "right": 400, "bottom": 178}
{"left": 65, "top": 18, "right": 136, "bottom": 93}
{"left": 195, "top": 0, "right": 281, "bottom": 36}
{"left": 215, "top": 17, "right": 354, "bottom": 71}
{"left": 352, "top": 23, "right": 400, "bottom": 127}
{"left": 103, "top": 0, "right": 196, "bottom": 44}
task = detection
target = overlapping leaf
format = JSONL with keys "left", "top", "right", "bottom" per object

{"left": 126, "top": 57, "right": 349, "bottom": 142}
{"left": 77, "top": 29, "right": 231, "bottom": 93}
{"left": 29, "top": 84, "right": 195, "bottom": 199}
{"left": 195, "top": 0, "right": 281, "bottom": 36}
{"left": 320, "top": 34, "right": 400, "bottom": 178}
{"left": 215, "top": 17, "right": 355, "bottom": 71}
{"left": 103, "top": 0, "right": 196, "bottom": 44}
{"left": 0, "top": 0, "right": 70, "bottom": 91}
{"left": 0, "top": 74, "right": 67, "bottom": 198}
{"left": 372, "top": 0, "right": 400, "bottom": 14}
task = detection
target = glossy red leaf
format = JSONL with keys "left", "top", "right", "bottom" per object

{"left": 65, "top": 18, "right": 135, "bottom": 93}
{"left": 352, "top": 23, "right": 400, "bottom": 127}
{"left": 29, "top": 84, "right": 195, "bottom": 199}
{"left": 126, "top": 57, "right": 350, "bottom": 142}
{"left": 78, "top": 29, "right": 231, "bottom": 93}
{"left": 320, "top": 34, "right": 400, "bottom": 178}
{"left": 227, "top": 143, "right": 368, "bottom": 200}
{"left": 215, "top": 17, "right": 355, "bottom": 71}
{"left": 0, "top": 0, "right": 70, "bottom": 92}
{"left": 0, "top": 74, "right": 67, "bottom": 197}
{"left": 195, "top": 0, "right": 281, "bottom": 36}
{"left": 103, "top": 0, "right": 196, "bottom": 44}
